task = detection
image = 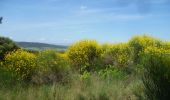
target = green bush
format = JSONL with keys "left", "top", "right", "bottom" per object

{"left": 141, "top": 47, "right": 170, "bottom": 100}
{"left": 129, "top": 35, "right": 162, "bottom": 64}
{"left": 97, "top": 65, "right": 127, "bottom": 80}
{"left": 67, "top": 40, "right": 102, "bottom": 72}
{"left": 0, "top": 36, "right": 19, "bottom": 60}
{"left": 4, "top": 49, "right": 36, "bottom": 81}
{"left": 32, "top": 50, "right": 70, "bottom": 84}
{"left": 0, "top": 62, "right": 17, "bottom": 87}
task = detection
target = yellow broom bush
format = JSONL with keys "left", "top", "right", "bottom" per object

{"left": 105, "top": 43, "right": 132, "bottom": 68}
{"left": 129, "top": 35, "right": 162, "bottom": 64}
{"left": 4, "top": 49, "right": 36, "bottom": 81}
{"left": 66, "top": 40, "right": 102, "bottom": 72}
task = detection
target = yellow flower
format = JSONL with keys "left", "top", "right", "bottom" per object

{"left": 4, "top": 49, "right": 36, "bottom": 80}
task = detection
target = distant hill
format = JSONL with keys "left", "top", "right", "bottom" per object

{"left": 16, "top": 42, "right": 68, "bottom": 50}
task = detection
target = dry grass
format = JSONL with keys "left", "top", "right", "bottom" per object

{"left": 0, "top": 74, "right": 145, "bottom": 100}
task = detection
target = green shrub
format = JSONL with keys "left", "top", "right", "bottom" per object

{"left": 129, "top": 35, "right": 162, "bottom": 64}
{"left": 32, "top": 50, "right": 69, "bottom": 84}
{"left": 97, "top": 65, "right": 127, "bottom": 80}
{"left": 0, "top": 36, "right": 19, "bottom": 60}
{"left": 67, "top": 40, "right": 102, "bottom": 72}
{"left": 0, "top": 62, "right": 17, "bottom": 87}
{"left": 4, "top": 49, "right": 36, "bottom": 81}
{"left": 141, "top": 47, "right": 170, "bottom": 100}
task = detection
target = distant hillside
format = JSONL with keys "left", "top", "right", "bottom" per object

{"left": 16, "top": 42, "right": 68, "bottom": 50}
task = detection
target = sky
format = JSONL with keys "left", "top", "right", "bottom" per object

{"left": 0, "top": 0, "right": 170, "bottom": 45}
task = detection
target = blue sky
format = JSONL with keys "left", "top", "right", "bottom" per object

{"left": 0, "top": 0, "right": 170, "bottom": 45}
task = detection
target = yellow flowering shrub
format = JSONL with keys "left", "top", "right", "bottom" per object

{"left": 161, "top": 41, "right": 170, "bottom": 50}
{"left": 106, "top": 43, "right": 132, "bottom": 68}
{"left": 101, "top": 43, "right": 113, "bottom": 57}
{"left": 143, "top": 46, "right": 170, "bottom": 56}
{"left": 4, "top": 49, "right": 36, "bottom": 81}
{"left": 66, "top": 40, "right": 102, "bottom": 72}
{"left": 101, "top": 43, "right": 112, "bottom": 54}
{"left": 129, "top": 35, "right": 162, "bottom": 64}
{"left": 58, "top": 53, "right": 69, "bottom": 61}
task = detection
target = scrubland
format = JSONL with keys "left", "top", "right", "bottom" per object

{"left": 0, "top": 35, "right": 170, "bottom": 100}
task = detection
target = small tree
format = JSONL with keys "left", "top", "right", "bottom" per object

{"left": 0, "top": 36, "right": 19, "bottom": 60}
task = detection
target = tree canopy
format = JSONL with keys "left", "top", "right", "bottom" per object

{"left": 0, "top": 36, "right": 19, "bottom": 60}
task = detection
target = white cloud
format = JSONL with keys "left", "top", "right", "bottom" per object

{"left": 80, "top": 5, "right": 87, "bottom": 10}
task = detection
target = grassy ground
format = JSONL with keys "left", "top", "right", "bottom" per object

{"left": 0, "top": 74, "right": 145, "bottom": 100}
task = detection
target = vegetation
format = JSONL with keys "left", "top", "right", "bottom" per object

{"left": 129, "top": 35, "right": 162, "bottom": 64}
{"left": 67, "top": 40, "right": 102, "bottom": 72}
{"left": 104, "top": 43, "right": 132, "bottom": 68}
{"left": 3, "top": 49, "right": 36, "bottom": 81}
{"left": 0, "top": 35, "right": 170, "bottom": 100}
{"left": 33, "top": 50, "right": 70, "bottom": 84}
{"left": 141, "top": 47, "right": 170, "bottom": 100}
{"left": 0, "top": 36, "right": 19, "bottom": 60}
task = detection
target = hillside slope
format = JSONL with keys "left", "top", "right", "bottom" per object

{"left": 16, "top": 42, "right": 68, "bottom": 50}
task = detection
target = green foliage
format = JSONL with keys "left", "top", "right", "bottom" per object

{"left": 0, "top": 62, "right": 17, "bottom": 87}
{"left": 4, "top": 49, "right": 36, "bottom": 81}
{"left": 129, "top": 35, "right": 162, "bottom": 64}
{"left": 37, "top": 50, "right": 69, "bottom": 73}
{"left": 0, "top": 36, "right": 19, "bottom": 60}
{"left": 98, "top": 65, "right": 127, "bottom": 80}
{"left": 67, "top": 40, "right": 102, "bottom": 72}
{"left": 141, "top": 47, "right": 170, "bottom": 100}
{"left": 32, "top": 50, "right": 70, "bottom": 84}
{"left": 80, "top": 71, "right": 91, "bottom": 80}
